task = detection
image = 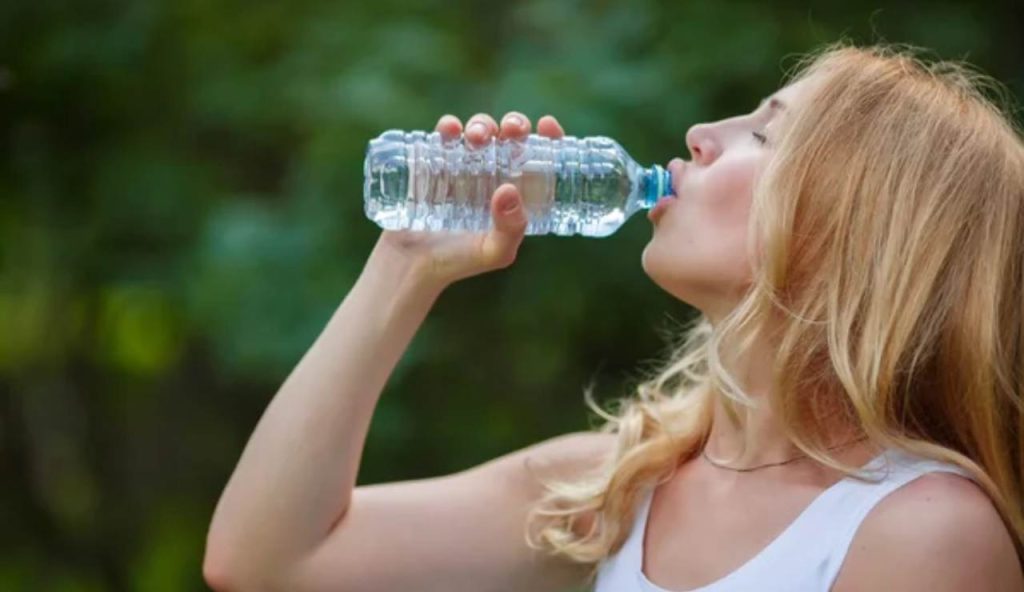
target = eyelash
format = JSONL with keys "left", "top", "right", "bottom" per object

{"left": 752, "top": 131, "right": 768, "bottom": 144}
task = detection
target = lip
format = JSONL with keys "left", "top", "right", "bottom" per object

{"left": 667, "top": 157, "right": 685, "bottom": 195}
{"left": 648, "top": 158, "right": 684, "bottom": 224}
{"left": 647, "top": 195, "right": 675, "bottom": 223}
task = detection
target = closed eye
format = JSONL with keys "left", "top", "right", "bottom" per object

{"left": 752, "top": 131, "right": 768, "bottom": 144}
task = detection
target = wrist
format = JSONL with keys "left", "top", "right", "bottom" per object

{"left": 361, "top": 236, "right": 448, "bottom": 304}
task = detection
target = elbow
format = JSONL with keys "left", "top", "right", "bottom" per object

{"left": 203, "top": 544, "right": 240, "bottom": 592}
{"left": 203, "top": 516, "right": 262, "bottom": 590}
{"left": 202, "top": 536, "right": 261, "bottom": 592}
{"left": 203, "top": 542, "right": 293, "bottom": 592}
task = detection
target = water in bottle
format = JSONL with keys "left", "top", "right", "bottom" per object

{"left": 363, "top": 130, "right": 673, "bottom": 237}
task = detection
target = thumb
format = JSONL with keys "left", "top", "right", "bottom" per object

{"left": 481, "top": 183, "right": 528, "bottom": 265}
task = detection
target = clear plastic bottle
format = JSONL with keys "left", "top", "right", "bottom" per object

{"left": 363, "top": 129, "right": 673, "bottom": 237}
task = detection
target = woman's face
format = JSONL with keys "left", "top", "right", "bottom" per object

{"left": 642, "top": 78, "right": 813, "bottom": 322}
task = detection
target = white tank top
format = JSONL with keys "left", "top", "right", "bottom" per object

{"left": 593, "top": 448, "right": 977, "bottom": 591}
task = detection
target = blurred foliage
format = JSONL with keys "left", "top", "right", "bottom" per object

{"left": 2, "top": 0, "right": 1023, "bottom": 589}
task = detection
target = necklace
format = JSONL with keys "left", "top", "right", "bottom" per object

{"left": 700, "top": 436, "right": 869, "bottom": 472}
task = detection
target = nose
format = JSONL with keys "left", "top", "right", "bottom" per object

{"left": 685, "top": 123, "right": 719, "bottom": 166}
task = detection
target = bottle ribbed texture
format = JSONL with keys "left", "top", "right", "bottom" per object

{"left": 364, "top": 130, "right": 669, "bottom": 237}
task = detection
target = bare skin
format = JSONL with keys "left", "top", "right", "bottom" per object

{"left": 640, "top": 76, "right": 1021, "bottom": 591}
{"left": 203, "top": 89, "right": 1023, "bottom": 591}
{"left": 202, "top": 111, "right": 619, "bottom": 592}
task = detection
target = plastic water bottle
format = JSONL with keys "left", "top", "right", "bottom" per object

{"left": 363, "top": 130, "right": 673, "bottom": 237}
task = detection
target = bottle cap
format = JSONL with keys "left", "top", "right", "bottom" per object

{"left": 644, "top": 165, "right": 673, "bottom": 207}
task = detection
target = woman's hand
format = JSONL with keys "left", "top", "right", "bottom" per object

{"left": 372, "top": 111, "right": 566, "bottom": 291}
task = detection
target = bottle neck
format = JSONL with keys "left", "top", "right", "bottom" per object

{"left": 639, "top": 165, "right": 673, "bottom": 208}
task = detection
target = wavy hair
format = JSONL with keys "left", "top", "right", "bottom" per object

{"left": 523, "top": 42, "right": 1024, "bottom": 584}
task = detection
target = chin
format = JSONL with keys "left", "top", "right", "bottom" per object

{"left": 641, "top": 242, "right": 729, "bottom": 312}
{"left": 640, "top": 239, "right": 659, "bottom": 279}
{"left": 641, "top": 241, "right": 685, "bottom": 299}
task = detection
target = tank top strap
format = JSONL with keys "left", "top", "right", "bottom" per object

{"left": 592, "top": 486, "right": 656, "bottom": 591}
{"left": 621, "top": 486, "right": 658, "bottom": 565}
{"left": 815, "top": 448, "right": 978, "bottom": 587}
{"left": 593, "top": 449, "right": 979, "bottom": 592}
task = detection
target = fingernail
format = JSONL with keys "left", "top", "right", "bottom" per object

{"left": 500, "top": 195, "right": 519, "bottom": 213}
{"left": 467, "top": 122, "right": 487, "bottom": 137}
{"left": 506, "top": 114, "right": 524, "bottom": 127}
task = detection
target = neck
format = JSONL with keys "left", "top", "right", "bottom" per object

{"left": 704, "top": 391, "right": 801, "bottom": 466}
{"left": 700, "top": 332, "right": 868, "bottom": 472}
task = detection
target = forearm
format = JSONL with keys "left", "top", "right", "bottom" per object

{"left": 204, "top": 238, "right": 445, "bottom": 582}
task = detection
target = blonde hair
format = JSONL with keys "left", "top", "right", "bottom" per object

{"left": 524, "top": 42, "right": 1024, "bottom": 584}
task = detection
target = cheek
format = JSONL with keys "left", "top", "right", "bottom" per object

{"left": 702, "top": 153, "right": 758, "bottom": 210}
{"left": 642, "top": 152, "right": 761, "bottom": 302}
{"left": 671, "top": 151, "right": 759, "bottom": 235}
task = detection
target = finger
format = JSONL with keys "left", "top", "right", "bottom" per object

{"left": 435, "top": 114, "right": 463, "bottom": 141}
{"left": 481, "top": 184, "right": 527, "bottom": 266}
{"left": 465, "top": 113, "right": 499, "bottom": 148}
{"left": 537, "top": 115, "right": 565, "bottom": 139}
{"left": 498, "top": 111, "right": 532, "bottom": 141}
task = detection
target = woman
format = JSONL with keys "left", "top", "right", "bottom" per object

{"left": 203, "top": 43, "right": 1024, "bottom": 591}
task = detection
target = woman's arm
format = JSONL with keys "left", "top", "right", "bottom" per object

{"left": 203, "top": 111, "right": 593, "bottom": 592}
{"left": 202, "top": 237, "right": 446, "bottom": 589}
{"left": 202, "top": 236, "right": 614, "bottom": 591}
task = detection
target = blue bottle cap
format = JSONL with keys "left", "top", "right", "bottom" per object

{"left": 644, "top": 165, "right": 673, "bottom": 207}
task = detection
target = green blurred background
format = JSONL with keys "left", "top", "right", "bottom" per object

{"left": 3, "top": 0, "right": 1023, "bottom": 589}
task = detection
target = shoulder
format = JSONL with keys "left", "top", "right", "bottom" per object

{"left": 515, "top": 431, "right": 617, "bottom": 476}
{"left": 487, "top": 431, "right": 616, "bottom": 493}
{"left": 500, "top": 431, "right": 617, "bottom": 538}
{"left": 832, "top": 471, "right": 1023, "bottom": 591}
